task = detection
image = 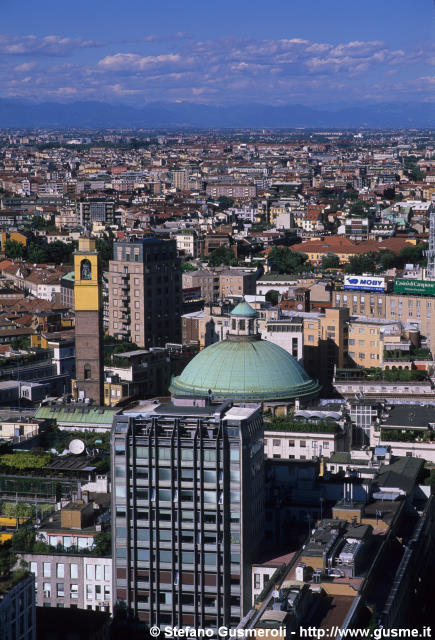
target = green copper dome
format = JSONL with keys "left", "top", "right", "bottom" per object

{"left": 230, "top": 300, "right": 258, "bottom": 318}
{"left": 170, "top": 339, "right": 320, "bottom": 402}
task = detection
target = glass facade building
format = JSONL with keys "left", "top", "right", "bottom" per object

{"left": 111, "top": 401, "right": 264, "bottom": 630}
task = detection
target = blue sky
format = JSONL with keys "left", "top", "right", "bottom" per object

{"left": 2, "top": 0, "right": 433, "bottom": 105}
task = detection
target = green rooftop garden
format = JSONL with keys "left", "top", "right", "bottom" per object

{"left": 380, "top": 428, "right": 434, "bottom": 443}
{"left": 0, "top": 451, "right": 53, "bottom": 473}
{"left": 345, "top": 367, "right": 430, "bottom": 382}
{"left": 265, "top": 417, "right": 340, "bottom": 434}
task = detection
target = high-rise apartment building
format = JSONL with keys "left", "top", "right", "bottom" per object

{"left": 76, "top": 200, "right": 116, "bottom": 227}
{"left": 111, "top": 400, "right": 264, "bottom": 630}
{"left": 171, "top": 169, "right": 190, "bottom": 191}
{"left": 108, "top": 237, "right": 182, "bottom": 348}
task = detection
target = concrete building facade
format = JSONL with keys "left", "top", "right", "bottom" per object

{"left": 23, "top": 553, "right": 112, "bottom": 613}
{"left": 108, "top": 237, "right": 182, "bottom": 348}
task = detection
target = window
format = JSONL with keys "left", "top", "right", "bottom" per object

{"left": 159, "top": 447, "right": 171, "bottom": 460}
{"left": 86, "top": 565, "right": 94, "bottom": 581}
{"left": 137, "top": 549, "right": 150, "bottom": 562}
{"left": 57, "top": 583, "right": 64, "bottom": 598}
{"left": 323, "top": 442, "right": 329, "bottom": 449}
{"left": 43, "top": 582, "right": 51, "bottom": 597}
{"left": 115, "top": 485, "right": 126, "bottom": 499}
{"left": 104, "top": 564, "right": 112, "bottom": 580}
{"left": 158, "top": 489, "right": 172, "bottom": 501}
{"left": 95, "top": 565, "right": 103, "bottom": 581}
{"left": 70, "top": 584, "right": 78, "bottom": 599}
{"left": 204, "top": 449, "right": 217, "bottom": 462}
{"left": 70, "top": 564, "right": 78, "bottom": 579}
{"left": 86, "top": 585, "right": 93, "bottom": 600}
{"left": 30, "top": 562, "right": 37, "bottom": 576}
{"left": 43, "top": 563, "right": 51, "bottom": 578}
{"left": 300, "top": 441, "right": 306, "bottom": 448}
{"left": 204, "top": 491, "right": 217, "bottom": 503}
{"left": 272, "top": 439, "right": 281, "bottom": 446}
{"left": 56, "top": 564, "right": 64, "bottom": 578}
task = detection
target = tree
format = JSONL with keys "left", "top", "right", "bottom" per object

{"left": 399, "top": 243, "right": 428, "bottom": 267}
{"left": 383, "top": 188, "right": 396, "bottom": 200}
{"left": 265, "top": 290, "right": 279, "bottom": 306}
{"left": 4, "top": 239, "right": 25, "bottom": 259}
{"left": 181, "top": 262, "right": 197, "bottom": 272}
{"left": 29, "top": 215, "right": 55, "bottom": 231}
{"left": 96, "top": 234, "right": 114, "bottom": 269}
{"left": 345, "top": 253, "right": 377, "bottom": 275}
{"left": 11, "top": 336, "right": 30, "bottom": 350}
{"left": 27, "top": 243, "right": 48, "bottom": 264}
{"left": 0, "top": 541, "right": 15, "bottom": 577}
{"left": 2, "top": 502, "right": 34, "bottom": 518}
{"left": 47, "top": 240, "right": 75, "bottom": 264}
{"left": 92, "top": 530, "right": 112, "bottom": 556}
{"left": 268, "top": 247, "right": 309, "bottom": 274}
{"left": 348, "top": 200, "right": 370, "bottom": 217}
{"left": 377, "top": 250, "right": 398, "bottom": 271}
{"left": 321, "top": 253, "right": 340, "bottom": 269}
{"left": 208, "top": 246, "right": 237, "bottom": 267}
{"left": 217, "top": 196, "right": 234, "bottom": 211}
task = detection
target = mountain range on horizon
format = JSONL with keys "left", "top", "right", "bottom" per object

{"left": 0, "top": 98, "right": 433, "bottom": 129}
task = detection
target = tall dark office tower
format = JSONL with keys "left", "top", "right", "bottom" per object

{"left": 111, "top": 401, "right": 264, "bottom": 630}
{"left": 108, "top": 237, "right": 182, "bottom": 348}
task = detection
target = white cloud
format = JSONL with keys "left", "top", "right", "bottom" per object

{"left": 98, "top": 53, "right": 181, "bottom": 70}
{"left": 0, "top": 34, "right": 101, "bottom": 56}
{"left": 0, "top": 32, "right": 432, "bottom": 105}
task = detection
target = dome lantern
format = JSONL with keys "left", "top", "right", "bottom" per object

{"left": 228, "top": 299, "right": 258, "bottom": 340}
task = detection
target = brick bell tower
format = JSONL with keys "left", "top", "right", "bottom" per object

{"left": 73, "top": 237, "right": 104, "bottom": 405}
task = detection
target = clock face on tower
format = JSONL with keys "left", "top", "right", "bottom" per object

{"left": 297, "top": 303, "right": 303, "bottom": 310}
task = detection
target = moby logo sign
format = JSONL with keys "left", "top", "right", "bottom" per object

{"left": 344, "top": 275, "right": 385, "bottom": 291}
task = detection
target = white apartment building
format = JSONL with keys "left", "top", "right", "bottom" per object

{"left": 264, "top": 428, "right": 343, "bottom": 460}
{"left": 22, "top": 554, "right": 112, "bottom": 613}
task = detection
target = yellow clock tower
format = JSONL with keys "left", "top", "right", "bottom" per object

{"left": 73, "top": 237, "right": 104, "bottom": 405}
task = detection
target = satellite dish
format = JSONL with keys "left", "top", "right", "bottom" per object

{"left": 69, "top": 439, "right": 85, "bottom": 455}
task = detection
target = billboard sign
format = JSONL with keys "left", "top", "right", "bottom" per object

{"left": 393, "top": 278, "right": 435, "bottom": 296}
{"left": 182, "top": 286, "right": 202, "bottom": 302}
{"left": 344, "top": 275, "right": 386, "bottom": 291}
